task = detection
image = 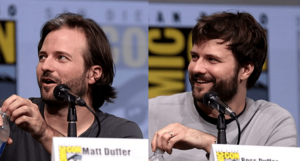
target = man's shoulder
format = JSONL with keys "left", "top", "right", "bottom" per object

{"left": 149, "top": 92, "right": 193, "bottom": 105}
{"left": 99, "top": 111, "right": 133, "bottom": 124}
{"left": 148, "top": 92, "right": 195, "bottom": 118}
{"left": 243, "top": 98, "right": 297, "bottom": 147}
{"left": 246, "top": 98, "right": 293, "bottom": 118}
{"left": 97, "top": 111, "right": 143, "bottom": 138}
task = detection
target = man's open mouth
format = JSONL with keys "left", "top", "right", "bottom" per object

{"left": 41, "top": 78, "right": 57, "bottom": 84}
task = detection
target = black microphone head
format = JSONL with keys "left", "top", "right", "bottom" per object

{"left": 53, "top": 84, "right": 70, "bottom": 101}
{"left": 203, "top": 91, "right": 218, "bottom": 106}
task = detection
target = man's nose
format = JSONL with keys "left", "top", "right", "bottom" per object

{"left": 40, "top": 57, "right": 55, "bottom": 72}
{"left": 192, "top": 59, "right": 207, "bottom": 74}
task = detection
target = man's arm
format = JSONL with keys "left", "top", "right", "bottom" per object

{"left": 151, "top": 123, "right": 217, "bottom": 154}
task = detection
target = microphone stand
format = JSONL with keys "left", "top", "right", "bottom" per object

{"left": 67, "top": 101, "right": 77, "bottom": 137}
{"left": 217, "top": 112, "right": 227, "bottom": 144}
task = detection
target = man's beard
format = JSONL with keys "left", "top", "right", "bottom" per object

{"left": 37, "top": 71, "right": 87, "bottom": 107}
{"left": 190, "top": 66, "right": 239, "bottom": 105}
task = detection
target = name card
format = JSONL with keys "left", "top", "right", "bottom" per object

{"left": 209, "top": 144, "right": 300, "bottom": 161}
{"left": 51, "top": 137, "right": 148, "bottom": 161}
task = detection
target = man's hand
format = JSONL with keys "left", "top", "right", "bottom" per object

{"left": 1, "top": 95, "right": 64, "bottom": 154}
{"left": 151, "top": 123, "right": 217, "bottom": 154}
{"left": 1, "top": 95, "right": 47, "bottom": 140}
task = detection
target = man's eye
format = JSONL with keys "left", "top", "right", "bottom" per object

{"left": 191, "top": 55, "right": 198, "bottom": 59}
{"left": 38, "top": 55, "right": 46, "bottom": 60}
{"left": 208, "top": 58, "right": 218, "bottom": 62}
{"left": 58, "top": 56, "right": 67, "bottom": 60}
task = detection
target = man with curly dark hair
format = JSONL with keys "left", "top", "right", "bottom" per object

{"left": 149, "top": 11, "right": 297, "bottom": 161}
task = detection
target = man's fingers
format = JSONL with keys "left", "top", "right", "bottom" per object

{"left": 2, "top": 95, "right": 31, "bottom": 117}
{"left": 0, "top": 117, "right": 3, "bottom": 126}
{"left": 10, "top": 105, "right": 33, "bottom": 122}
{"left": 152, "top": 125, "right": 180, "bottom": 154}
{"left": 151, "top": 132, "right": 158, "bottom": 152}
{"left": 1, "top": 94, "right": 20, "bottom": 113}
{"left": 7, "top": 138, "right": 13, "bottom": 145}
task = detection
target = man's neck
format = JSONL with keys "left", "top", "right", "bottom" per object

{"left": 44, "top": 103, "right": 95, "bottom": 136}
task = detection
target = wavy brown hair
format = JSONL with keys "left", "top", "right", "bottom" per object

{"left": 38, "top": 12, "right": 116, "bottom": 109}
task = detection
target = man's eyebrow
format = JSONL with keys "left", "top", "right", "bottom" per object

{"left": 189, "top": 51, "right": 222, "bottom": 60}
{"left": 37, "top": 51, "right": 73, "bottom": 59}
{"left": 190, "top": 51, "right": 198, "bottom": 55}
{"left": 205, "top": 53, "right": 223, "bottom": 60}
{"left": 38, "top": 51, "right": 46, "bottom": 55}
{"left": 54, "top": 51, "right": 72, "bottom": 58}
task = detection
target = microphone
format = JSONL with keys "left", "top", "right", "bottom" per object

{"left": 53, "top": 84, "right": 86, "bottom": 106}
{"left": 203, "top": 92, "right": 237, "bottom": 118}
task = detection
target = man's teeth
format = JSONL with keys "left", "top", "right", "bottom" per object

{"left": 197, "top": 80, "right": 208, "bottom": 83}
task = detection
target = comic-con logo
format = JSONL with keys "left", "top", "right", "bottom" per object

{"left": 59, "top": 146, "right": 82, "bottom": 161}
{"left": 216, "top": 151, "right": 240, "bottom": 161}
{"left": 0, "top": 21, "right": 16, "bottom": 64}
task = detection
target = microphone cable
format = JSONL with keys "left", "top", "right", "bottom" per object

{"left": 83, "top": 104, "right": 101, "bottom": 137}
{"left": 228, "top": 111, "right": 241, "bottom": 145}
{"left": 233, "top": 115, "right": 241, "bottom": 145}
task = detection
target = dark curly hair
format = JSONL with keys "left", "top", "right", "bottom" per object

{"left": 192, "top": 11, "right": 267, "bottom": 89}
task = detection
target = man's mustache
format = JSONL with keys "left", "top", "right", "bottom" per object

{"left": 191, "top": 73, "right": 216, "bottom": 82}
{"left": 39, "top": 72, "right": 61, "bottom": 84}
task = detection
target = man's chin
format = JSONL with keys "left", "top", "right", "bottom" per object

{"left": 42, "top": 97, "right": 68, "bottom": 107}
{"left": 40, "top": 91, "right": 66, "bottom": 107}
{"left": 192, "top": 89, "right": 205, "bottom": 103}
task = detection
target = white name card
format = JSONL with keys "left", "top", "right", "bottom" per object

{"left": 51, "top": 137, "right": 148, "bottom": 161}
{"left": 209, "top": 144, "right": 300, "bottom": 161}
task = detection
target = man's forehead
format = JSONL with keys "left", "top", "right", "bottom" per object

{"left": 41, "top": 27, "right": 88, "bottom": 57}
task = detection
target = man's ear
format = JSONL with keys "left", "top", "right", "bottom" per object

{"left": 87, "top": 65, "right": 102, "bottom": 84}
{"left": 240, "top": 63, "right": 254, "bottom": 81}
